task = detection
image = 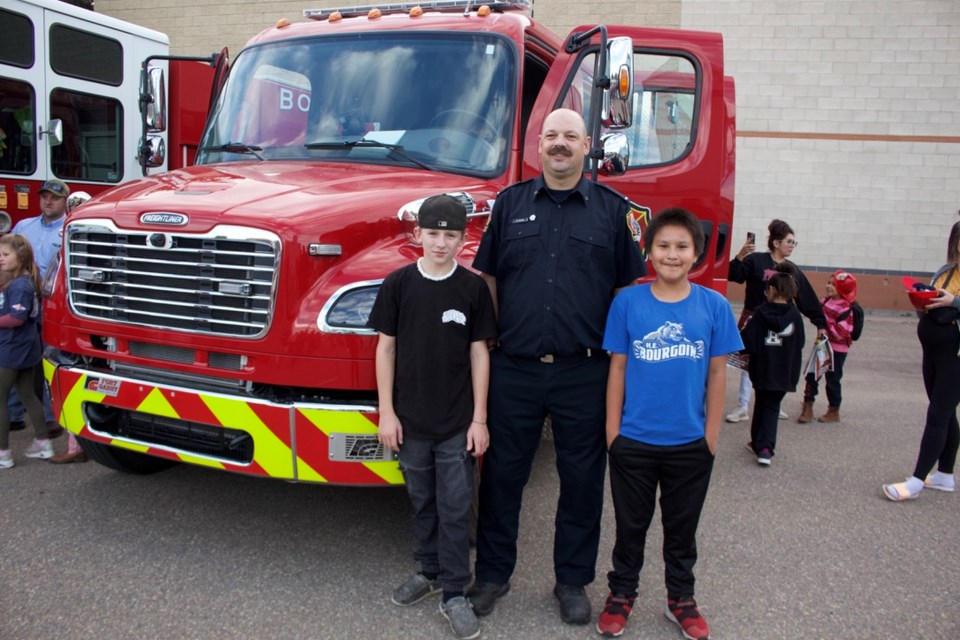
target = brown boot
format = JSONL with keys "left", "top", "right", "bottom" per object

{"left": 818, "top": 406, "right": 840, "bottom": 423}
{"left": 798, "top": 401, "right": 814, "bottom": 423}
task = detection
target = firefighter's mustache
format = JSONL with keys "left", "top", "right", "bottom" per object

{"left": 547, "top": 145, "right": 573, "bottom": 157}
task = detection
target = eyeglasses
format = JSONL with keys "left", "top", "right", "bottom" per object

{"left": 782, "top": 239, "right": 798, "bottom": 247}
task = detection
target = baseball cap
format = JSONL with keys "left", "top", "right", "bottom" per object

{"left": 417, "top": 195, "right": 466, "bottom": 231}
{"left": 832, "top": 270, "right": 857, "bottom": 303}
{"left": 39, "top": 179, "right": 70, "bottom": 198}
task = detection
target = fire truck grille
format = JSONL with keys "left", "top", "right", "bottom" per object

{"left": 84, "top": 402, "right": 254, "bottom": 463}
{"left": 65, "top": 222, "right": 281, "bottom": 338}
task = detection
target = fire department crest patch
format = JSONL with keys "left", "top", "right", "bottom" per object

{"left": 626, "top": 203, "right": 652, "bottom": 255}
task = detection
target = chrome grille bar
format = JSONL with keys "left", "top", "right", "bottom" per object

{"left": 65, "top": 221, "right": 281, "bottom": 338}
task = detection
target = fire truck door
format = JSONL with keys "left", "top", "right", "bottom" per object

{"left": 521, "top": 25, "right": 730, "bottom": 288}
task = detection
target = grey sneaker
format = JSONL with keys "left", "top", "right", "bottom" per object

{"left": 24, "top": 439, "right": 54, "bottom": 460}
{"left": 0, "top": 450, "right": 13, "bottom": 469}
{"left": 391, "top": 573, "right": 441, "bottom": 607}
{"left": 439, "top": 596, "right": 481, "bottom": 640}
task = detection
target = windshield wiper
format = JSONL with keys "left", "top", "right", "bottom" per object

{"left": 199, "top": 142, "right": 266, "bottom": 161}
{"left": 305, "top": 138, "right": 436, "bottom": 172}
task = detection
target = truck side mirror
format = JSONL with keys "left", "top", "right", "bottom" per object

{"left": 39, "top": 118, "right": 63, "bottom": 146}
{"left": 138, "top": 135, "right": 166, "bottom": 168}
{"left": 142, "top": 66, "right": 167, "bottom": 132}
{"left": 602, "top": 37, "right": 633, "bottom": 129}
{"left": 598, "top": 132, "right": 630, "bottom": 177}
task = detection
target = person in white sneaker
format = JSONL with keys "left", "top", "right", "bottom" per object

{"left": 883, "top": 217, "right": 960, "bottom": 502}
{"left": 726, "top": 219, "right": 826, "bottom": 423}
{"left": 0, "top": 234, "right": 50, "bottom": 468}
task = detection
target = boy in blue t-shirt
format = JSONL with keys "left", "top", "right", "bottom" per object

{"left": 596, "top": 208, "right": 742, "bottom": 640}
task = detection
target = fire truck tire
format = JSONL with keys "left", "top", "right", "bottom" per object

{"left": 78, "top": 438, "right": 177, "bottom": 474}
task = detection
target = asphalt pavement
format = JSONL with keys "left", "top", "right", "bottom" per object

{"left": 1, "top": 310, "right": 958, "bottom": 640}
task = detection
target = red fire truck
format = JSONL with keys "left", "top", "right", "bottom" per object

{"left": 0, "top": 0, "right": 213, "bottom": 230}
{"left": 42, "top": 0, "right": 736, "bottom": 484}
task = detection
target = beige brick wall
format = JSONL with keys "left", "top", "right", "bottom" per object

{"left": 682, "top": 0, "right": 960, "bottom": 275}
{"left": 95, "top": 0, "right": 960, "bottom": 275}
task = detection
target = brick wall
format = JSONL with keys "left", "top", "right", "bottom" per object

{"left": 682, "top": 0, "right": 960, "bottom": 277}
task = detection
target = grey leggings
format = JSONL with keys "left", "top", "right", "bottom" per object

{"left": 0, "top": 366, "right": 46, "bottom": 449}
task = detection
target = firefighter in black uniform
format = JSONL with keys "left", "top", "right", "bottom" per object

{"left": 467, "top": 108, "right": 646, "bottom": 625}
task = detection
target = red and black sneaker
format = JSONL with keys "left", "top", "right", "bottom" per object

{"left": 665, "top": 596, "right": 710, "bottom": 640}
{"left": 596, "top": 592, "right": 635, "bottom": 637}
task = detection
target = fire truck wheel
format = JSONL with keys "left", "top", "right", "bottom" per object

{"left": 77, "top": 438, "right": 177, "bottom": 474}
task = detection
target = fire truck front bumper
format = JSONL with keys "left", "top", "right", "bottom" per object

{"left": 43, "top": 358, "right": 402, "bottom": 485}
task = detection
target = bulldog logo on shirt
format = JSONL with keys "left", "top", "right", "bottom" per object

{"left": 633, "top": 321, "right": 704, "bottom": 362}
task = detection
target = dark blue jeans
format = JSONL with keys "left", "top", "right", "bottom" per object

{"left": 606, "top": 435, "right": 714, "bottom": 599}
{"left": 398, "top": 431, "right": 474, "bottom": 593}
{"left": 475, "top": 350, "right": 608, "bottom": 587}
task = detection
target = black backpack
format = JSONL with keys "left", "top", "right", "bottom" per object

{"left": 837, "top": 302, "right": 864, "bottom": 341}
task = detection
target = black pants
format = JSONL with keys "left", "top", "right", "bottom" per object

{"left": 475, "top": 350, "right": 608, "bottom": 587}
{"left": 803, "top": 350, "right": 848, "bottom": 407}
{"left": 749, "top": 389, "right": 787, "bottom": 455}
{"left": 606, "top": 436, "right": 714, "bottom": 599}
{"left": 913, "top": 317, "right": 960, "bottom": 478}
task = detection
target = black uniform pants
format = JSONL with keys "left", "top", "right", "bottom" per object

{"left": 913, "top": 317, "right": 960, "bottom": 478}
{"left": 474, "top": 350, "right": 608, "bottom": 587}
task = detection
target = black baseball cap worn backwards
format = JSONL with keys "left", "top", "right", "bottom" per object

{"left": 418, "top": 195, "right": 467, "bottom": 231}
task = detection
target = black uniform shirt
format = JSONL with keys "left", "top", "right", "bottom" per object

{"left": 473, "top": 175, "right": 646, "bottom": 358}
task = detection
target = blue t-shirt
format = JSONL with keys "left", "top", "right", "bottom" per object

{"left": 603, "top": 283, "right": 743, "bottom": 446}
{"left": 0, "top": 275, "right": 42, "bottom": 370}
{"left": 12, "top": 215, "right": 64, "bottom": 281}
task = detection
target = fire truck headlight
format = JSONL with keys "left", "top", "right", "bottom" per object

{"left": 322, "top": 284, "right": 380, "bottom": 332}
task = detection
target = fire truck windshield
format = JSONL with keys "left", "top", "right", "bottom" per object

{"left": 197, "top": 32, "right": 517, "bottom": 176}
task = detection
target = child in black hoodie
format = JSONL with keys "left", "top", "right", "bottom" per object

{"left": 740, "top": 268, "right": 804, "bottom": 465}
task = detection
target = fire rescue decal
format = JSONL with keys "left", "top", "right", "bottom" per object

{"left": 47, "top": 366, "right": 403, "bottom": 485}
{"left": 627, "top": 202, "right": 652, "bottom": 255}
{"left": 86, "top": 377, "right": 121, "bottom": 396}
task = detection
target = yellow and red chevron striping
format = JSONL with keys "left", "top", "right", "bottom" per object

{"left": 46, "top": 364, "right": 402, "bottom": 485}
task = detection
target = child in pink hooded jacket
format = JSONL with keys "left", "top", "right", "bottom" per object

{"left": 798, "top": 270, "right": 858, "bottom": 423}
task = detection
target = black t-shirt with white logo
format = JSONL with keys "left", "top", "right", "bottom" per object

{"left": 368, "top": 261, "right": 497, "bottom": 441}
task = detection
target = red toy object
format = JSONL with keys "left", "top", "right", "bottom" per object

{"left": 907, "top": 289, "right": 940, "bottom": 309}
{"left": 902, "top": 276, "right": 940, "bottom": 309}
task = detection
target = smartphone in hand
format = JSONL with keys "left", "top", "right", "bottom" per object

{"left": 746, "top": 232, "right": 755, "bottom": 244}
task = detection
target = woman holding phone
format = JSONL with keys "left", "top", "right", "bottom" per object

{"left": 725, "top": 219, "right": 826, "bottom": 423}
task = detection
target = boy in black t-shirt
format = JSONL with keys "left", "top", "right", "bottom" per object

{"left": 368, "top": 195, "right": 497, "bottom": 640}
